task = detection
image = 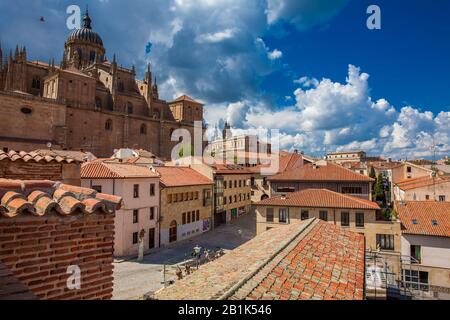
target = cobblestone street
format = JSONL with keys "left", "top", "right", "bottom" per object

{"left": 112, "top": 212, "right": 256, "bottom": 300}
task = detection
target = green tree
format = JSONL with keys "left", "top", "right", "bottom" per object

{"left": 374, "top": 173, "right": 386, "bottom": 204}
{"left": 369, "top": 166, "right": 376, "bottom": 179}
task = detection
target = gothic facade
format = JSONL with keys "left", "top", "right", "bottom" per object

{"left": 0, "top": 9, "right": 204, "bottom": 159}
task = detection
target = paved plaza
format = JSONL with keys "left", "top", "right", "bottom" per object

{"left": 112, "top": 212, "right": 256, "bottom": 300}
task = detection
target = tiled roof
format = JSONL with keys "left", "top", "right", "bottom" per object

{"left": 156, "top": 167, "right": 213, "bottom": 187}
{"left": 369, "top": 161, "right": 403, "bottom": 170}
{"left": 81, "top": 162, "right": 159, "bottom": 179}
{"left": 395, "top": 176, "right": 450, "bottom": 191}
{"left": 0, "top": 263, "right": 36, "bottom": 300}
{"left": 172, "top": 95, "right": 203, "bottom": 105}
{"left": 0, "top": 179, "right": 122, "bottom": 218}
{"left": 268, "top": 162, "right": 374, "bottom": 182}
{"left": 395, "top": 201, "right": 450, "bottom": 238}
{"left": 152, "top": 219, "right": 365, "bottom": 300}
{"left": 212, "top": 164, "right": 253, "bottom": 175}
{"left": 0, "top": 150, "right": 79, "bottom": 164}
{"left": 248, "top": 152, "right": 303, "bottom": 174}
{"left": 255, "top": 189, "right": 380, "bottom": 210}
{"left": 33, "top": 149, "right": 96, "bottom": 162}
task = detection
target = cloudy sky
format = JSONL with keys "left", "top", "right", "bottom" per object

{"left": 1, "top": 0, "right": 449, "bottom": 159}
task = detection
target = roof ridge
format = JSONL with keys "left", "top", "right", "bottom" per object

{"left": 219, "top": 219, "right": 319, "bottom": 300}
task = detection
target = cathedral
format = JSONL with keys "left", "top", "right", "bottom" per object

{"left": 0, "top": 9, "right": 204, "bottom": 159}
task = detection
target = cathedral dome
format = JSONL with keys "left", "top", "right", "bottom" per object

{"left": 66, "top": 8, "right": 103, "bottom": 46}
{"left": 67, "top": 28, "right": 103, "bottom": 46}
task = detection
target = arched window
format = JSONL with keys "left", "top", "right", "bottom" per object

{"left": 89, "top": 51, "right": 96, "bottom": 63}
{"left": 105, "top": 119, "right": 113, "bottom": 131}
{"left": 31, "top": 76, "right": 41, "bottom": 89}
{"left": 95, "top": 97, "right": 102, "bottom": 109}
{"left": 127, "top": 102, "right": 133, "bottom": 114}
{"left": 140, "top": 124, "right": 147, "bottom": 135}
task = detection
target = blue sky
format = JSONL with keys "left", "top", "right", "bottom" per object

{"left": 0, "top": 0, "right": 449, "bottom": 159}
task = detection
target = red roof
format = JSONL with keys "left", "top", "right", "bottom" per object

{"left": 249, "top": 151, "right": 303, "bottom": 174}
{"left": 152, "top": 218, "right": 365, "bottom": 300}
{"left": 211, "top": 163, "right": 253, "bottom": 175}
{"left": 395, "top": 176, "right": 450, "bottom": 191}
{"left": 156, "top": 167, "right": 213, "bottom": 187}
{"left": 395, "top": 201, "right": 450, "bottom": 238}
{"left": 268, "top": 162, "right": 374, "bottom": 182}
{"left": 255, "top": 189, "right": 380, "bottom": 210}
{"left": 81, "top": 162, "right": 159, "bottom": 179}
{"left": 0, "top": 179, "right": 122, "bottom": 218}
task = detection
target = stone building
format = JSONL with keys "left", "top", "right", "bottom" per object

{"left": 155, "top": 166, "right": 213, "bottom": 246}
{"left": 395, "top": 201, "right": 450, "bottom": 299}
{"left": 268, "top": 161, "right": 374, "bottom": 200}
{"left": 254, "top": 188, "right": 401, "bottom": 254}
{"left": 394, "top": 176, "right": 450, "bottom": 202}
{"left": 0, "top": 9, "right": 204, "bottom": 159}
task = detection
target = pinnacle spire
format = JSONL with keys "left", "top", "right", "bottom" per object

{"left": 83, "top": 5, "right": 92, "bottom": 29}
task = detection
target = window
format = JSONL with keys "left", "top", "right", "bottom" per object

{"left": 150, "top": 207, "right": 155, "bottom": 220}
{"left": 425, "top": 195, "right": 430, "bottom": 200}
{"left": 127, "top": 102, "right": 133, "bottom": 114}
{"left": 190, "top": 192, "right": 194, "bottom": 200}
{"left": 31, "top": 76, "right": 41, "bottom": 89}
{"left": 132, "top": 232, "right": 138, "bottom": 244}
{"left": 223, "top": 197, "right": 227, "bottom": 205}
{"left": 140, "top": 124, "right": 147, "bottom": 135}
{"left": 356, "top": 212, "right": 365, "bottom": 227}
{"left": 95, "top": 97, "right": 102, "bottom": 109}
{"left": 251, "top": 177, "right": 255, "bottom": 186}
{"left": 187, "top": 212, "right": 191, "bottom": 224}
{"left": 92, "top": 185, "right": 102, "bottom": 193}
{"left": 89, "top": 51, "right": 96, "bottom": 62}
{"left": 191, "top": 212, "right": 196, "bottom": 222}
{"left": 196, "top": 210, "right": 200, "bottom": 221}
{"left": 234, "top": 181, "right": 237, "bottom": 188}
{"left": 319, "top": 211, "right": 328, "bottom": 221}
{"left": 229, "top": 196, "right": 232, "bottom": 204}
{"left": 439, "top": 195, "right": 446, "bottom": 202}
{"left": 301, "top": 210, "right": 309, "bottom": 221}
{"left": 182, "top": 213, "right": 186, "bottom": 225}
{"left": 279, "top": 208, "right": 287, "bottom": 223}
{"left": 167, "top": 194, "right": 172, "bottom": 204}
{"left": 132, "top": 210, "right": 139, "bottom": 223}
{"left": 407, "top": 166, "right": 412, "bottom": 173}
{"left": 150, "top": 184, "right": 155, "bottom": 196}
{"left": 342, "top": 187, "right": 363, "bottom": 194}
{"left": 411, "top": 245, "right": 421, "bottom": 264}
{"left": 402, "top": 270, "right": 429, "bottom": 291}
{"left": 266, "top": 208, "right": 274, "bottom": 222}
{"left": 239, "top": 180, "right": 242, "bottom": 188}
{"left": 376, "top": 234, "right": 395, "bottom": 251}
{"left": 341, "top": 212, "right": 350, "bottom": 227}
{"left": 228, "top": 181, "right": 232, "bottom": 188}
{"left": 105, "top": 119, "right": 113, "bottom": 131}
{"left": 195, "top": 192, "right": 199, "bottom": 200}
{"left": 133, "top": 184, "right": 139, "bottom": 198}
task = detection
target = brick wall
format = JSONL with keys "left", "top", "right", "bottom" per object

{"left": 0, "top": 213, "right": 115, "bottom": 300}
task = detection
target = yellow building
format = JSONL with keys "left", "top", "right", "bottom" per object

{"left": 254, "top": 188, "right": 401, "bottom": 253}
{"left": 156, "top": 166, "right": 213, "bottom": 246}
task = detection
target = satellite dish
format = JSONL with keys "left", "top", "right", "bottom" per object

{"left": 46, "top": 142, "right": 52, "bottom": 149}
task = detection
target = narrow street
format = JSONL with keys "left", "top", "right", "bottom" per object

{"left": 112, "top": 212, "right": 256, "bottom": 300}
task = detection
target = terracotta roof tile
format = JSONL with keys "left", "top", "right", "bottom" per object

{"left": 395, "top": 201, "right": 450, "bottom": 237}
{"left": 248, "top": 152, "right": 304, "bottom": 174}
{"left": 211, "top": 164, "right": 253, "bottom": 175}
{"left": 0, "top": 150, "right": 79, "bottom": 164}
{"left": 81, "top": 162, "right": 159, "bottom": 179}
{"left": 152, "top": 219, "right": 365, "bottom": 300}
{"left": 254, "top": 189, "right": 380, "bottom": 210}
{"left": 156, "top": 167, "right": 213, "bottom": 187}
{"left": 395, "top": 176, "right": 450, "bottom": 191}
{"left": 0, "top": 179, "right": 122, "bottom": 218}
{"left": 268, "top": 162, "right": 374, "bottom": 182}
